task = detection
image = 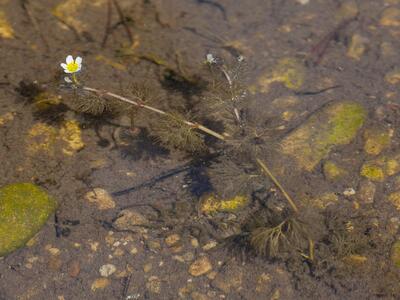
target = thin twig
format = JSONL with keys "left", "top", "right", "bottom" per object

{"left": 255, "top": 158, "right": 299, "bottom": 213}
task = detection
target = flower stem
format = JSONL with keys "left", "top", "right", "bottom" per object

{"left": 255, "top": 158, "right": 299, "bottom": 213}
{"left": 82, "top": 86, "right": 226, "bottom": 141}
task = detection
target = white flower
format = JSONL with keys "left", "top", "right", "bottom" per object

{"left": 60, "top": 55, "right": 82, "bottom": 74}
{"left": 64, "top": 77, "right": 73, "bottom": 83}
{"left": 206, "top": 53, "right": 217, "bottom": 64}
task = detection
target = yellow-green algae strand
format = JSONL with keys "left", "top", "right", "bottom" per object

{"left": 0, "top": 183, "right": 57, "bottom": 257}
{"left": 281, "top": 102, "right": 366, "bottom": 171}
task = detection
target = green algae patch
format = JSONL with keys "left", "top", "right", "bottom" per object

{"left": 0, "top": 183, "right": 57, "bottom": 257}
{"left": 363, "top": 128, "right": 392, "bottom": 156}
{"left": 255, "top": 58, "right": 305, "bottom": 93}
{"left": 360, "top": 154, "right": 400, "bottom": 182}
{"left": 281, "top": 102, "right": 366, "bottom": 171}
{"left": 200, "top": 195, "right": 249, "bottom": 214}
{"left": 323, "top": 161, "right": 347, "bottom": 181}
{"left": 360, "top": 163, "right": 385, "bottom": 182}
{"left": 391, "top": 240, "right": 400, "bottom": 267}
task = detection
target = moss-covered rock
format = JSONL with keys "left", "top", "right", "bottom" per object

{"left": 281, "top": 101, "right": 366, "bottom": 171}
{"left": 0, "top": 183, "right": 57, "bottom": 257}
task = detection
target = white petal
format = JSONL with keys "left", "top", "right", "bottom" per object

{"left": 76, "top": 65, "right": 82, "bottom": 72}
{"left": 66, "top": 55, "right": 73, "bottom": 64}
{"left": 64, "top": 69, "right": 72, "bottom": 74}
{"left": 75, "top": 56, "right": 82, "bottom": 65}
{"left": 64, "top": 77, "right": 73, "bottom": 83}
{"left": 60, "top": 63, "right": 67, "bottom": 69}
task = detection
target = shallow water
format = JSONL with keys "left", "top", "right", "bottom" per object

{"left": 1, "top": 0, "right": 400, "bottom": 299}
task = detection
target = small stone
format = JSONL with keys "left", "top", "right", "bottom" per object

{"left": 212, "top": 266, "right": 243, "bottom": 293}
{"left": 207, "top": 271, "right": 218, "bottom": 280}
{"left": 392, "top": 240, "right": 400, "bottom": 267}
{"left": 113, "top": 209, "right": 149, "bottom": 233}
{"left": 389, "top": 192, "right": 400, "bottom": 210}
{"left": 147, "top": 240, "right": 161, "bottom": 252}
{"left": 347, "top": 34, "right": 368, "bottom": 60}
{"left": 143, "top": 262, "right": 152, "bottom": 273}
{"left": 91, "top": 278, "right": 110, "bottom": 291}
{"left": 385, "top": 69, "right": 400, "bottom": 85}
{"left": 191, "top": 238, "right": 199, "bottom": 248}
{"left": 358, "top": 180, "right": 376, "bottom": 204}
{"left": 89, "top": 241, "right": 99, "bottom": 252}
{"left": 113, "top": 248, "right": 124, "bottom": 257}
{"left": 191, "top": 291, "right": 210, "bottom": 300}
{"left": 48, "top": 256, "right": 63, "bottom": 271}
{"left": 380, "top": 8, "right": 400, "bottom": 27}
{"left": 343, "top": 254, "right": 367, "bottom": 266}
{"left": 363, "top": 128, "right": 392, "bottom": 156}
{"left": 130, "top": 247, "right": 138, "bottom": 255}
{"left": 165, "top": 234, "right": 180, "bottom": 247}
{"left": 68, "top": 260, "right": 81, "bottom": 278}
{"left": 312, "top": 193, "right": 338, "bottom": 209}
{"left": 343, "top": 188, "right": 356, "bottom": 196}
{"left": 85, "top": 188, "right": 115, "bottom": 210}
{"left": 256, "top": 273, "right": 272, "bottom": 293}
{"left": 99, "top": 264, "right": 117, "bottom": 277}
{"left": 323, "top": 161, "right": 347, "bottom": 181}
{"left": 337, "top": 0, "right": 359, "bottom": 20}
{"left": 146, "top": 276, "right": 161, "bottom": 294}
{"left": 202, "top": 240, "right": 218, "bottom": 251}
{"left": 46, "top": 246, "right": 61, "bottom": 256}
{"left": 189, "top": 256, "right": 212, "bottom": 276}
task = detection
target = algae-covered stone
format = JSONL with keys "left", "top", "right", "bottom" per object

{"left": 363, "top": 128, "right": 392, "bottom": 156}
{"left": 256, "top": 58, "right": 305, "bottom": 93}
{"left": 360, "top": 153, "right": 400, "bottom": 182}
{"left": 200, "top": 195, "right": 249, "bottom": 214}
{"left": 323, "top": 161, "right": 347, "bottom": 181}
{"left": 281, "top": 102, "right": 366, "bottom": 171}
{"left": 391, "top": 240, "right": 400, "bottom": 267}
{"left": 0, "top": 183, "right": 57, "bottom": 256}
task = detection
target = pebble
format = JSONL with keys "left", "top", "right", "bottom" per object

{"left": 191, "top": 291, "right": 210, "bottom": 300}
{"left": 91, "top": 278, "right": 110, "bottom": 291}
{"left": 358, "top": 180, "right": 376, "bottom": 204}
{"left": 202, "top": 240, "right": 218, "bottom": 251}
{"left": 85, "top": 188, "right": 115, "bottom": 210}
{"left": 146, "top": 276, "right": 161, "bottom": 294}
{"left": 343, "top": 188, "right": 356, "bottom": 196}
{"left": 165, "top": 234, "right": 181, "bottom": 247}
{"left": 68, "top": 260, "right": 81, "bottom": 278}
{"left": 189, "top": 256, "right": 212, "bottom": 276}
{"left": 113, "top": 209, "right": 149, "bottom": 233}
{"left": 99, "top": 264, "right": 117, "bottom": 277}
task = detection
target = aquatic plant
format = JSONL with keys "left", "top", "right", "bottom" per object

{"left": 60, "top": 53, "right": 314, "bottom": 260}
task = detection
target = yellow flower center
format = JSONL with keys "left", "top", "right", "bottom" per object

{"left": 66, "top": 62, "right": 79, "bottom": 73}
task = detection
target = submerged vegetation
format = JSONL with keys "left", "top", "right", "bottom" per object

{"left": 60, "top": 53, "right": 315, "bottom": 260}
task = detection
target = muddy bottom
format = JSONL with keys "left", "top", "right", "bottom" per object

{"left": 1, "top": 0, "right": 400, "bottom": 299}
